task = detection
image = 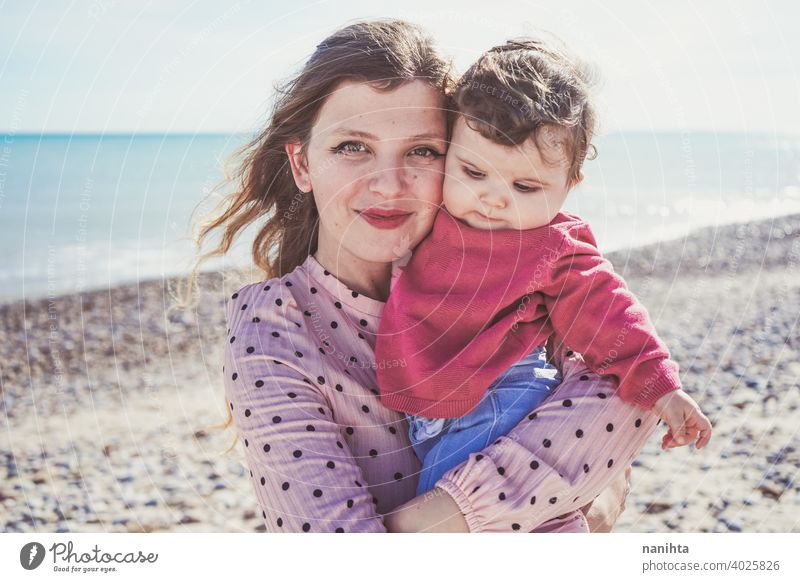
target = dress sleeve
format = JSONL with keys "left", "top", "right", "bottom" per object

{"left": 433, "top": 346, "right": 661, "bottom": 533}
{"left": 538, "top": 228, "right": 681, "bottom": 409}
{"left": 223, "top": 287, "right": 387, "bottom": 533}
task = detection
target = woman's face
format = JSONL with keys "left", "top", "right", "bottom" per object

{"left": 287, "top": 80, "right": 447, "bottom": 269}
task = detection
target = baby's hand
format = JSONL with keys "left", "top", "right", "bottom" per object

{"left": 651, "top": 389, "right": 712, "bottom": 450}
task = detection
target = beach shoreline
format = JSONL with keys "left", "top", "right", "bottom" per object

{"left": 2, "top": 213, "right": 799, "bottom": 533}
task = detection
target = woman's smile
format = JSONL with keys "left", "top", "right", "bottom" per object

{"left": 357, "top": 206, "right": 415, "bottom": 230}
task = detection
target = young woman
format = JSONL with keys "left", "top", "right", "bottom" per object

{"left": 189, "top": 19, "right": 657, "bottom": 533}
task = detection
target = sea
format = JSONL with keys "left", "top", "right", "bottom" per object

{"left": 1, "top": 131, "right": 799, "bottom": 303}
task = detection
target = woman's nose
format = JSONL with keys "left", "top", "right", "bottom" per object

{"left": 368, "top": 163, "right": 405, "bottom": 199}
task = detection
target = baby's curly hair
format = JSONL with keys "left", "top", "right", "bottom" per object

{"left": 453, "top": 36, "right": 598, "bottom": 184}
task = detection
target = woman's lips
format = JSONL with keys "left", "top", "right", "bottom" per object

{"left": 357, "top": 208, "right": 413, "bottom": 230}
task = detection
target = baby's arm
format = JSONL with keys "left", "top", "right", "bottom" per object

{"left": 541, "top": 228, "right": 711, "bottom": 448}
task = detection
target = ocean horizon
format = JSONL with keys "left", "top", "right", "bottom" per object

{"left": 2, "top": 130, "right": 799, "bottom": 304}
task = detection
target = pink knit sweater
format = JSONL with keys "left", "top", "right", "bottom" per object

{"left": 376, "top": 208, "right": 681, "bottom": 418}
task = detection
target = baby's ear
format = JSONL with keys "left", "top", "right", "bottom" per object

{"left": 285, "top": 142, "right": 312, "bottom": 193}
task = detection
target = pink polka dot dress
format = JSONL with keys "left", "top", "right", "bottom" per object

{"left": 223, "top": 255, "right": 660, "bottom": 532}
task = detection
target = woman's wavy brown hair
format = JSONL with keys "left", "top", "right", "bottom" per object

{"left": 174, "top": 19, "right": 454, "bottom": 449}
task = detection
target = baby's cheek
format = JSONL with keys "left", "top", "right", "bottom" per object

{"left": 442, "top": 178, "right": 469, "bottom": 217}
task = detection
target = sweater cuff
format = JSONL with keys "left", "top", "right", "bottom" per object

{"left": 433, "top": 478, "right": 485, "bottom": 533}
{"left": 627, "top": 359, "right": 682, "bottom": 409}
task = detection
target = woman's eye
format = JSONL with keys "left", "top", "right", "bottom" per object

{"left": 334, "top": 141, "right": 368, "bottom": 154}
{"left": 410, "top": 146, "right": 442, "bottom": 159}
{"left": 515, "top": 183, "right": 541, "bottom": 193}
{"left": 463, "top": 166, "right": 484, "bottom": 179}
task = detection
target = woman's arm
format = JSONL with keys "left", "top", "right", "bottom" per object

{"left": 389, "top": 349, "right": 658, "bottom": 533}
{"left": 224, "top": 286, "right": 388, "bottom": 533}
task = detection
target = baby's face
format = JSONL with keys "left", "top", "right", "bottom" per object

{"left": 443, "top": 116, "right": 575, "bottom": 230}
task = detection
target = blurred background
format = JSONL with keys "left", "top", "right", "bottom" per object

{"left": 1, "top": 0, "right": 798, "bottom": 533}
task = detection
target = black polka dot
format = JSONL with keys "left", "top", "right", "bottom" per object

{"left": 355, "top": 480, "right": 363, "bottom": 487}
{"left": 231, "top": 373, "right": 238, "bottom": 381}
{"left": 583, "top": 463, "right": 590, "bottom": 473}
{"left": 358, "top": 332, "right": 365, "bottom": 339}
{"left": 271, "top": 331, "right": 280, "bottom": 337}
{"left": 498, "top": 492, "right": 506, "bottom": 500}
{"left": 497, "top": 467, "right": 505, "bottom": 475}
{"left": 543, "top": 439, "right": 551, "bottom": 448}
{"left": 272, "top": 416, "right": 281, "bottom": 423}
{"left": 635, "top": 418, "right": 642, "bottom": 428}
{"left": 361, "top": 405, "right": 369, "bottom": 413}
{"left": 336, "top": 441, "right": 343, "bottom": 449}
{"left": 335, "top": 384, "right": 343, "bottom": 392}
{"left": 230, "top": 401, "right": 234, "bottom": 410}
{"left": 566, "top": 350, "right": 574, "bottom": 356}
{"left": 575, "top": 429, "right": 584, "bottom": 438}
{"left": 229, "top": 336, "right": 236, "bottom": 344}
{"left": 293, "top": 450, "right": 302, "bottom": 458}
{"left": 359, "top": 319, "right": 368, "bottom": 327}
{"left": 263, "top": 444, "right": 270, "bottom": 453}
{"left": 351, "top": 291, "right": 359, "bottom": 298}
{"left": 530, "top": 460, "right": 539, "bottom": 470}
{"left": 260, "top": 477, "right": 265, "bottom": 485}
{"left": 287, "top": 392, "right": 297, "bottom": 398}
{"left": 388, "top": 426, "right": 397, "bottom": 434}
{"left": 317, "top": 376, "right": 325, "bottom": 384}
{"left": 276, "top": 517, "right": 282, "bottom": 527}
{"left": 475, "top": 454, "right": 484, "bottom": 462}
{"left": 346, "top": 499, "right": 354, "bottom": 508}
{"left": 323, "top": 269, "right": 330, "bottom": 276}
{"left": 345, "top": 427, "right": 354, "bottom": 435}
{"left": 530, "top": 496, "right": 537, "bottom": 504}
{"left": 231, "top": 292, "right": 239, "bottom": 299}
{"left": 471, "top": 486, "right": 481, "bottom": 494}
{"left": 327, "top": 461, "right": 335, "bottom": 469}
{"left": 310, "top": 287, "right": 317, "bottom": 294}
{"left": 245, "top": 409, "right": 251, "bottom": 417}
{"left": 369, "top": 449, "right": 378, "bottom": 457}
{"left": 302, "top": 522, "right": 311, "bottom": 532}
{"left": 306, "top": 424, "right": 315, "bottom": 432}
{"left": 335, "top": 527, "right": 344, "bottom": 533}
{"left": 607, "top": 459, "right": 614, "bottom": 468}
{"left": 317, "top": 407, "right": 325, "bottom": 415}
{"left": 512, "top": 523, "right": 521, "bottom": 530}
{"left": 263, "top": 285, "right": 271, "bottom": 291}
{"left": 262, "top": 511, "right": 266, "bottom": 519}
{"left": 275, "top": 298, "right": 282, "bottom": 306}
{"left": 350, "top": 356, "right": 358, "bottom": 363}
{"left": 313, "top": 489, "right": 322, "bottom": 498}
{"left": 394, "top": 472, "right": 403, "bottom": 480}
{"left": 606, "top": 423, "right": 614, "bottom": 432}
{"left": 562, "top": 399, "right": 572, "bottom": 407}
{"left": 319, "top": 347, "right": 325, "bottom": 354}
{"left": 255, "top": 380, "right": 264, "bottom": 387}
{"left": 303, "top": 310, "right": 312, "bottom": 317}
{"left": 244, "top": 439, "right": 249, "bottom": 447}
{"left": 549, "top": 497, "right": 557, "bottom": 504}
{"left": 528, "top": 412, "right": 538, "bottom": 420}
{"left": 295, "top": 351, "right": 303, "bottom": 358}
{"left": 281, "top": 482, "right": 290, "bottom": 491}
{"left": 285, "top": 281, "right": 292, "bottom": 287}
{"left": 241, "top": 304, "right": 248, "bottom": 311}
{"left": 598, "top": 393, "right": 607, "bottom": 399}
{"left": 334, "top": 301, "right": 342, "bottom": 309}
{"left": 330, "top": 321, "right": 338, "bottom": 329}
{"left": 252, "top": 317, "right": 260, "bottom": 323}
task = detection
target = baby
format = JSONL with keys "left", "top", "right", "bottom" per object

{"left": 375, "top": 37, "right": 712, "bottom": 496}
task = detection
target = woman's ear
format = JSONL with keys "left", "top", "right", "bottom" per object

{"left": 285, "top": 142, "right": 312, "bottom": 193}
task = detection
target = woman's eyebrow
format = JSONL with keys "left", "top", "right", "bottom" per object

{"left": 331, "top": 128, "right": 444, "bottom": 141}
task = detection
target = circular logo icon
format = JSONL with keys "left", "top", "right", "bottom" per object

{"left": 20, "top": 542, "right": 46, "bottom": 570}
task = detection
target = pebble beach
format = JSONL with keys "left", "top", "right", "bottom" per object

{"left": 2, "top": 214, "right": 799, "bottom": 533}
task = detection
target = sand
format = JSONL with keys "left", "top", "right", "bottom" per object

{"left": 2, "top": 214, "right": 799, "bottom": 533}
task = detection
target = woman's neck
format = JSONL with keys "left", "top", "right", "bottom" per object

{"left": 313, "top": 247, "right": 392, "bottom": 302}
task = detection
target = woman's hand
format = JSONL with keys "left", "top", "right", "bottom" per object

{"left": 384, "top": 487, "right": 470, "bottom": 533}
{"left": 581, "top": 465, "right": 632, "bottom": 532}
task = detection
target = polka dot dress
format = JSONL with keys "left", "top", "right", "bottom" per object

{"left": 224, "top": 255, "right": 661, "bottom": 533}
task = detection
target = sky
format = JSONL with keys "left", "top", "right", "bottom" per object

{"left": 1, "top": 0, "right": 798, "bottom": 135}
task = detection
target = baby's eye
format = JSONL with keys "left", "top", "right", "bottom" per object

{"left": 515, "top": 183, "right": 541, "bottom": 193}
{"left": 334, "top": 141, "right": 368, "bottom": 154}
{"left": 409, "top": 146, "right": 443, "bottom": 159}
{"left": 463, "top": 166, "right": 485, "bottom": 179}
